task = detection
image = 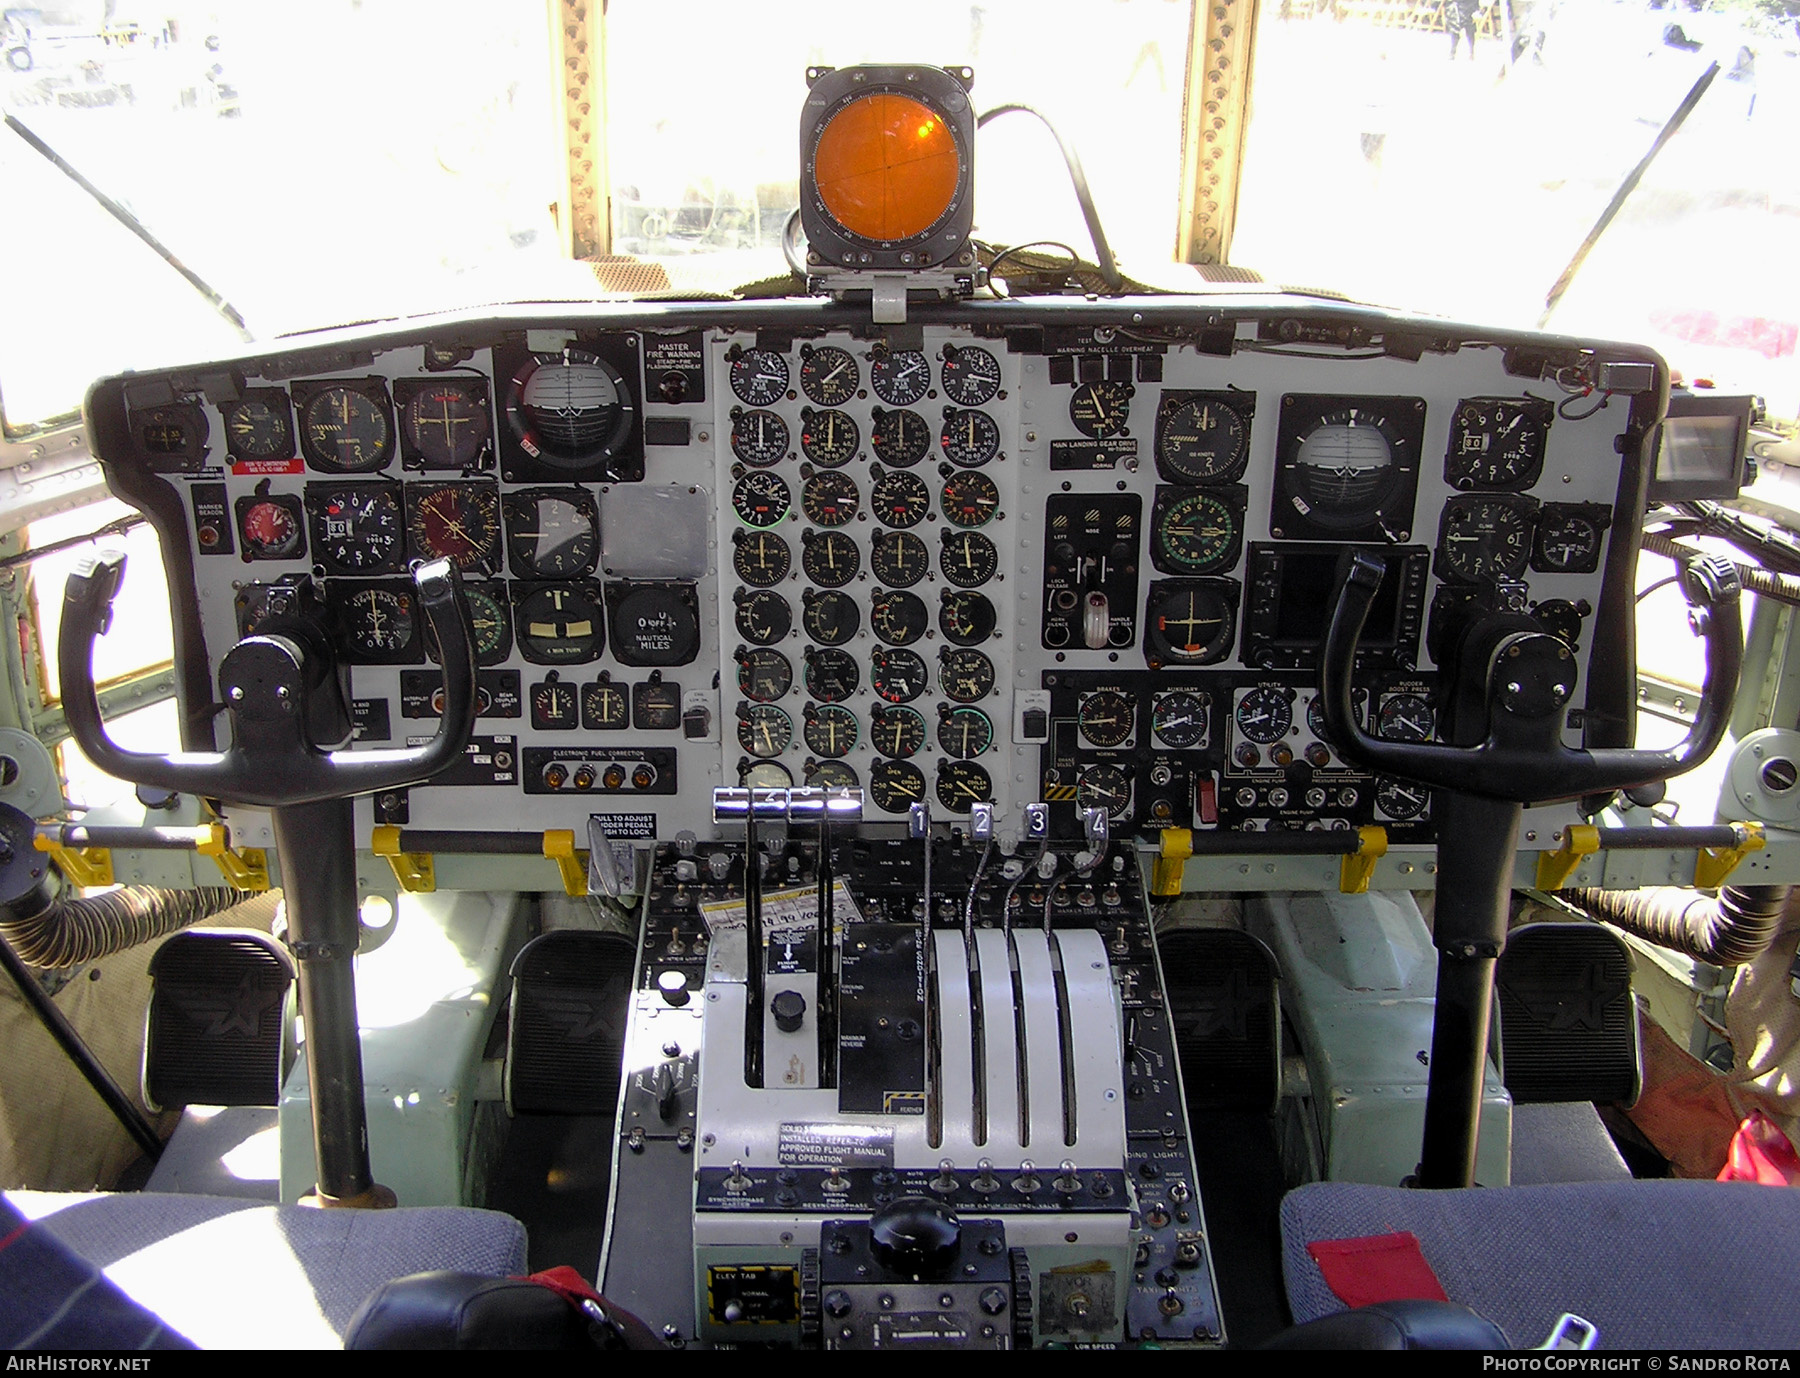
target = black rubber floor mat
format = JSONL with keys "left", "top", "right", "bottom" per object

{"left": 507, "top": 930, "right": 637, "bottom": 1114}
{"left": 1498, "top": 922, "right": 1638, "bottom": 1105}
{"left": 145, "top": 930, "right": 293, "bottom": 1109}
{"left": 1158, "top": 928, "right": 1280, "bottom": 1112}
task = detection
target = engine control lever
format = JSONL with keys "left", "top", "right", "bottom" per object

{"left": 57, "top": 552, "right": 478, "bottom": 1210}
{"left": 1319, "top": 549, "right": 1740, "bottom": 804}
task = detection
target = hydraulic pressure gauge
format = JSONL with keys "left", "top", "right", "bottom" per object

{"left": 870, "top": 705, "right": 927, "bottom": 759}
{"left": 800, "top": 409, "right": 860, "bottom": 467}
{"left": 871, "top": 467, "right": 930, "bottom": 527}
{"left": 872, "top": 408, "right": 932, "bottom": 467}
{"left": 1378, "top": 692, "right": 1435, "bottom": 743}
{"left": 1376, "top": 777, "right": 1430, "bottom": 821}
{"left": 871, "top": 530, "right": 930, "bottom": 588}
{"left": 1078, "top": 690, "right": 1136, "bottom": 748}
{"left": 870, "top": 349, "right": 931, "bottom": 406}
{"left": 1235, "top": 687, "right": 1293, "bottom": 744}
{"left": 801, "top": 589, "right": 860, "bottom": 646}
{"left": 731, "top": 408, "right": 790, "bottom": 467}
{"left": 1152, "top": 691, "right": 1211, "bottom": 749}
{"left": 1077, "top": 764, "right": 1133, "bottom": 820}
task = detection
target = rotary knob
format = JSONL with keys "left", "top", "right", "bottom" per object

{"left": 869, "top": 1196, "right": 961, "bottom": 1276}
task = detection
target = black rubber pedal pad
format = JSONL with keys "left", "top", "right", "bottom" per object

{"left": 506, "top": 930, "right": 637, "bottom": 1114}
{"left": 1157, "top": 928, "right": 1280, "bottom": 1113}
{"left": 1498, "top": 922, "right": 1639, "bottom": 1106}
{"left": 145, "top": 929, "right": 294, "bottom": 1109}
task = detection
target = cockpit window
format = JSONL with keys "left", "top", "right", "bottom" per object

{"left": 1, "top": 0, "right": 565, "bottom": 431}
{"left": 604, "top": 0, "right": 1193, "bottom": 286}
{"left": 1232, "top": 0, "right": 1799, "bottom": 405}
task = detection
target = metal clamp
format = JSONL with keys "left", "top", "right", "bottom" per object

{"left": 542, "top": 830, "right": 588, "bottom": 898}
{"left": 370, "top": 824, "right": 435, "bottom": 894}
{"left": 196, "top": 823, "right": 270, "bottom": 891}
{"left": 1534, "top": 823, "right": 1601, "bottom": 891}
{"left": 1694, "top": 820, "right": 1765, "bottom": 888}
{"left": 1338, "top": 825, "right": 1388, "bottom": 895}
{"left": 1152, "top": 827, "right": 1193, "bottom": 898}
{"left": 31, "top": 835, "right": 113, "bottom": 888}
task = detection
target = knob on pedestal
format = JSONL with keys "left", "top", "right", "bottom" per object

{"left": 869, "top": 1196, "right": 961, "bottom": 1276}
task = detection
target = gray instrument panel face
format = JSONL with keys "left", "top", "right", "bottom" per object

{"left": 109, "top": 307, "right": 1644, "bottom": 849}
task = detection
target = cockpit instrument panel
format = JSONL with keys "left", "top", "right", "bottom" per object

{"left": 87, "top": 299, "right": 1658, "bottom": 848}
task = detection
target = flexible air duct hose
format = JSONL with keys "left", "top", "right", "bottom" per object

{"left": 1564, "top": 884, "right": 1791, "bottom": 966}
{"left": 0, "top": 884, "right": 247, "bottom": 968}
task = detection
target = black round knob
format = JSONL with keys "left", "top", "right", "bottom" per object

{"left": 771, "top": 988, "right": 807, "bottom": 1033}
{"left": 869, "top": 1196, "right": 961, "bottom": 1276}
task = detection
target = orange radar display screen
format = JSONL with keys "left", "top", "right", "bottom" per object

{"left": 813, "top": 92, "right": 962, "bottom": 243}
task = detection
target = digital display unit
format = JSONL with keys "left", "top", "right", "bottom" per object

{"left": 1649, "top": 392, "right": 1753, "bottom": 502}
{"left": 1240, "top": 543, "right": 1430, "bottom": 672}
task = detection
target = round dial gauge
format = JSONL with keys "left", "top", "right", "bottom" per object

{"left": 871, "top": 467, "right": 930, "bottom": 527}
{"left": 1376, "top": 777, "right": 1430, "bottom": 821}
{"left": 801, "top": 529, "right": 860, "bottom": 587}
{"left": 301, "top": 385, "right": 392, "bottom": 472}
{"left": 1153, "top": 491, "right": 1239, "bottom": 574}
{"left": 801, "top": 589, "right": 860, "bottom": 646}
{"left": 1308, "top": 689, "right": 1365, "bottom": 745}
{"left": 409, "top": 483, "right": 501, "bottom": 573}
{"left": 729, "top": 348, "right": 790, "bottom": 407}
{"left": 1447, "top": 398, "right": 1548, "bottom": 489}
{"left": 734, "top": 589, "right": 792, "bottom": 645}
{"left": 515, "top": 584, "right": 605, "bottom": 664}
{"left": 803, "top": 703, "right": 858, "bottom": 758}
{"left": 732, "top": 471, "right": 791, "bottom": 528}
{"left": 938, "top": 705, "right": 993, "bottom": 759}
{"left": 940, "top": 531, "right": 998, "bottom": 587}
{"left": 938, "top": 648, "right": 995, "bottom": 703}
{"left": 1535, "top": 506, "right": 1605, "bottom": 573}
{"left": 240, "top": 499, "right": 303, "bottom": 559}
{"left": 403, "top": 383, "right": 490, "bottom": 467}
{"left": 800, "top": 409, "right": 860, "bottom": 467}
{"left": 342, "top": 586, "right": 415, "bottom": 657}
{"left": 939, "top": 590, "right": 996, "bottom": 646}
{"left": 732, "top": 531, "right": 792, "bottom": 587}
{"left": 1070, "top": 381, "right": 1132, "bottom": 439}
{"left": 1157, "top": 396, "right": 1247, "bottom": 483}
{"left": 806, "top": 760, "right": 860, "bottom": 790}
{"left": 1535, "top": 598, "right": 1584, "bottom": 649}
{"left": 743, "top": 761, "right": 794, "bottom": 790}
{"left": 507, "top": 349, "right": 632, "bottom": 466}
{"left": 137, "top": 405, "right": 205, "bottom": 461}
{"left": 582, "top": 676, "right": 628, "bottom": 730}
{"left": 802, "top": 471, "right": 860, "bottom": 526}
{"left": 504, "top": 487, "right": 597, "bottom": 577}
{"left": 223, "top": 395, "right": 292, "bottom": 460}
{"left": 1287, "top": 407, "right": 1408, "bottom": 526}
{"left": 870, "top": 759, "right": 928, "bottom": 813}
{"left": 1148, "top": 584, "right": 1235, "bottom": 665}
{"left": 1152, "top": 690, "right": 1210, "bottom": 749}
{"left": 940, "top": 471, "right": 999, "bottom": 528}
{"left": 871, "top": 647, "right": 929, "bottom": 703}
{"left": 870, "top": 705, "right": 926, "bottom": 759}
{"left": 460, "top": 584, "right": 513, "bottom": 665}
{"left": 307, "top": 485, "right": 403, "bottom": 574}
{"left": 936, "top": 760, "right": 992, "bottom": 810}
{"left": 940, "top": 409, "right": 999, "bottom": 468}
{"left": 1439, "top": 497, "right": 1534, "bottom": 583}
{"left": 731, "top": 409, "right": 790, "bottom": 467}
{"left": 611, "top": 587, "right": 699, "bottom": 666}
{"left": 940, "top": 345, "right": 1001, "bottom": 406}
{"left": 804, "top": 647, "right": 860, "bottom": 703}
{"left": 738, "top": 704, "right": 794, "bottom": 758}
{"left": 531, "top": 677, "right": 579, "bottom": 731}
{"left": 1378, "top": 692, "right": 1435, "bottom": 742}
{"left": 872, "top": 408, "right": 932, "bottom": 467}
{"left": 871, "top": 530, "right": 929, "bottom": 588}
{"left": 1079, "top": 689, "right": 1136, "bottom": 748}
{"left": 737, "top": 648, "right": 794, "bottom": 702}
{"left": 870, "top": 590, "right": 929, "bottom": 646}
{"left": 1235, "top": 687, "right": 1293, "bottom": 744}
{"left": 870, "top": 349, "right": 930, "bottom": 406}
{"left": 1077, "top": 764, "right": 1133, "bottom": 820}
{"left": 799, "top": 345, "right": 860, "bottom": 406}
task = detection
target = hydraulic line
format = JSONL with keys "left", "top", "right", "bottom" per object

{"left": 1642, "top": 529, "right": 1800, "bottom": 609}
{"left": 1564, "top": 884, "right": 1791, "bottom": 967}
{"left": 0, "top": 883, "right": 245, "bottom": 969}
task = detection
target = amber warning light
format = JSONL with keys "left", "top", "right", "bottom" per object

{"left": 801, "top": 65, "right": 976, "bottom": 273}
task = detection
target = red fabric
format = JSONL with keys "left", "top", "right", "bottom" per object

{"left": 1717, "top": 1110, "right": 1800, "bottom": 1186}
{"left": 1306, "top": 1231, "right": 1450, "bottom": 1309}
{"left": 522, "top": 1265, "right": 607, "bottom": 1307}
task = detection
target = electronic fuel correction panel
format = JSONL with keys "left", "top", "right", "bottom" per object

{"left": 88, "top": 299, "right": 1653, "bottom": 851}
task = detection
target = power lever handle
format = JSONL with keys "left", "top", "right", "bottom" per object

{"left": 61, "top": 554, "right": 479, "bottom": 807}
{"left": 1318, "top": 549, "right": 1740, "bottom": 803}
